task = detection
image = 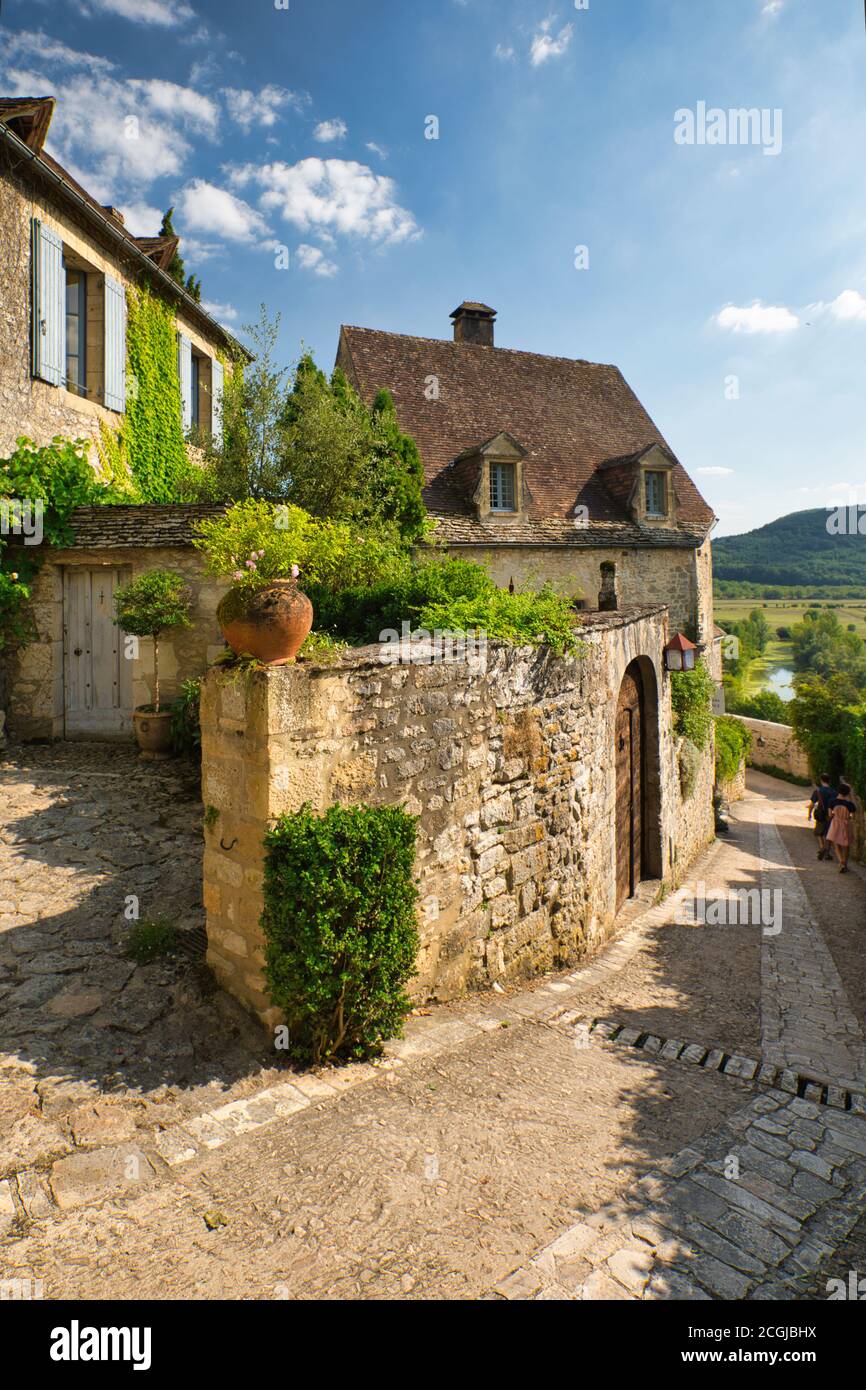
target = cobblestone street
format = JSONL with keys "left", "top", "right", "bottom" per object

{"left": 1, "top": 752, "right": 865, "bottom": 1301}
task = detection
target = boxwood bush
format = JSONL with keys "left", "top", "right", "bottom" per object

{"left": 262, "top": 803, "right": 420, "bottom": 1064}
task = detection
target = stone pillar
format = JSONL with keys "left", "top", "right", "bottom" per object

{"left": 200, "top": 663, "right": 360, "bottom": 1030}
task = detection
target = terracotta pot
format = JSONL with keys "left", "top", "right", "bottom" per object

{"left": 133, "top": 708, "right": 173, "bottom": 760}
{"left": 217, "top": 581, "right": 314, "bottom": 665}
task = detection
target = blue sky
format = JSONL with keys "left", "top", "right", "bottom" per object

{"left": 2, "top": 0, "right": 865, "bottom": 535}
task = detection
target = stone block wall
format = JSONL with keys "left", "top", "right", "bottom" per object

{"left": 455, "top": 539, "right": 713, "bottom": 646}
{"left": 200, "top": 607, "right": 716, "bottom": 1028}
{"left": 732, "top": 717, "right": 811, "bottom": 782}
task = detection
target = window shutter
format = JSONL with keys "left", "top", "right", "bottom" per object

{"left": 31, "top": 218, "right": 65, "bottom": 387}
{"left": 211, "top": 358, "right": 225, "bottom": 444}
{"left": 178, "top": 333, "right": 193, "bottom": 431}
{"left": 104, "top": 275, "right": 127, "bottom": 412}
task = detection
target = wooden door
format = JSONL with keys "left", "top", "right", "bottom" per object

{"left": 63, "top": 568, "right": 132, "bottom": 738}
{"left": 615, "top": 669, "right": 643, "bottom": 912}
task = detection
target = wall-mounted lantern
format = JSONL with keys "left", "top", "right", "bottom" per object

{"left": 664, "top": 633, "right": 698, "bottom": 673}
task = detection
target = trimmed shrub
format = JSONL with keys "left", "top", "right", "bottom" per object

{"left": 262, "top": 804, "right": 420, "bottom": 1064}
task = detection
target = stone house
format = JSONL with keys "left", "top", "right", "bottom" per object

{"left": 0, "top": 97, "right": 247, "bottom": 738}
{"left": 0, "top": 97, "right": 244, "bottom": 454}
{"left": 337, "top": 302, "right": 718, "bottom": 653}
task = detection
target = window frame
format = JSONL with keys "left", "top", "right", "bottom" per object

{"left": 64, "top": 264, "right": 87, "bottom": 399}
{"left": 490, "top": 461, "right": 517, "bottom": 513}
{"left": 644, "top": 469, "right": 668, "bottom": 519}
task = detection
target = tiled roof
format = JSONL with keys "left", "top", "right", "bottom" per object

{"left": 429, "top": 515, "right": 708, "bottom": 549}
{"left": 63, "top": 505, "right": 226, "bottom": 550}
{"left": 338, "top": 325, "right": 715, "bottom": 539}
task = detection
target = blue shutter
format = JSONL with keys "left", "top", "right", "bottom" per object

{"left": 104, "top": 275, "right": 127, "bottom": 413}
{"left": 178, "top": 333, "right": 193, "bottom": 431}
{"left": 32, "top": 219, "right": 65, "bottom": 386}
{"left": 211, "top": 358, "right": 225, "bottom": 444}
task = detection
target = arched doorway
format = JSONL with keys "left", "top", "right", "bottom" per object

{"left": 615, "top": 664, "right": 643, "bottom": 911}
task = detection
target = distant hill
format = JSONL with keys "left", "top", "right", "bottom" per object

{"left": 714, "top": 509, "right": 866, "bottom": 587}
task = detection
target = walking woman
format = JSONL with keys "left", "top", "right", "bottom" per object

{"left": 826, "top": 782, "right": 857, "bottom": 874}
{"left": 809, "top": 774, "right": 836, "bottom": 860}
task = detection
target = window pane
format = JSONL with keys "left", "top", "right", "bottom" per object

{"left": 191, "top": 356, "right": 200, "bottom": 427}
{"left": 646, "top": 471, "right": 666, "bottom": 516}
{"left": 490, "top": 462, "right": 516, "bottom": 511}
{"left": 65, "top": 269, "right": 86, "bottom": 396}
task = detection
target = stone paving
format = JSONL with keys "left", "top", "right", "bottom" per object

{"left": 0, "top": 744, "right": 276, "bottom": 1189}
{"left": 759, "top": 810, "right": 866, "bottom": 1092}
{"left": 492, "top": 783, "right": 866, "bottom": 1301}
{"left": 1, "top": 752, "right": 865, "bottom": 1301}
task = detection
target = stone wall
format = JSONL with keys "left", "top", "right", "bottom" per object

{"left": 0, "top": 151, "right": 230, "bottom": 459}
{"left": 200, "top": 607, "right": 716, "bottom": 1028}
{"left": 732, "top": 717, "right": 811, "bottom": 782}
{"left": 452, "top": 538, "right": 714, "bottom": 646}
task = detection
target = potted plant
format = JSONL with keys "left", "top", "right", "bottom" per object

{"left": 114, "top": 570, "right": 192, "bottom": 758}
{"left": 194, "top": 502, "right": 315, "bottom": 665}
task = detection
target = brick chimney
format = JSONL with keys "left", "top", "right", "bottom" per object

{"left": 451, "top": 301, "right": 496, "bottom": 347}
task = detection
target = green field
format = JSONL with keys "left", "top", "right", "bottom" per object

{"left": 714, "top": 597, "right": 866, "bottom": 639}
{"left": 714, "top": 597, "right": 866, "bottom": 702}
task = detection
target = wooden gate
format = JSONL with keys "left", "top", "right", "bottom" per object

{"left": 615, "top": 667, "right": 644, "bottom": 912}
{"left": 63, "top": 567, "right": 132, "bottom": 738}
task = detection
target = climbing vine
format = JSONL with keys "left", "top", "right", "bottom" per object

{"left": 125, "top": 285, "right": 199, "bottom": 502}
{"left": 670, "top": 664, "right": 716, "bottom": 750}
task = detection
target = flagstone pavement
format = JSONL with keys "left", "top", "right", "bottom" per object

{"left": 1, "top": 748, "right": 865, "bottom": 1301}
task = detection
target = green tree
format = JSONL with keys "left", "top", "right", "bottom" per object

{"left": 201, "top": 307, "right": 290, "bottom": 501}
{"left": 160, "top": 208, "right": 202, "bottom": 302}
{"left": 114, "top": 570, "right": 191, "bottom": 712}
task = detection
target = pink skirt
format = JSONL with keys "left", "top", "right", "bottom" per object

{"left": 827, "top": 816, "right": 851, "bottom": 848}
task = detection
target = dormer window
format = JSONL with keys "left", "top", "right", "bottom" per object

{"left": 645, "top": 470, "right": 668, "bottom": 519}
{"left": 490, "top": 461, "right": 517, "bottom": 512}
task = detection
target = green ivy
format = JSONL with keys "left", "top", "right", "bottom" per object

{"left": 715, "top": 716, "right": 752, "bottom": 784}
{"left": 0, "top": 436, "right": 123, "bottom": 654}
{"left": 126, "top": 285, "right": 199, "bottom": 502}
{"left": 670, "top": 664, "right": 716, "bottom": 750}
{"left": 262, "top": 803, "right": 420, "bottom": 1064}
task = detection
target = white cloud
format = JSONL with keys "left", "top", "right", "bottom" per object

{"left": 761, "top": 1, "right": 785, "bottom": 17}
{"left": 230, "top": 158, "right": 420, "bottom": 245}
{"left": 2, "top": 45, "right": 219, "bottom": 196}
{"left": 697, "top": 467, "right": 736, "bottom": 477}
{"left": 494, "top": 43, "right": 516, "bottom": 62}
{"left": 179, "top": 236, "right": 225, "bottom": 263}
{"left": 366, "top": 141, "right": 388, "bottom": 161}
{"left": 71, "top": 0, "right": 194, "bottom": 25}
{"left": 202, "top": 300, "right": 239, "bottom": 325}
{"left": 296, "top": 244, "right": 338, "bottom": 277}
{"left": 175, "top": 179, "right": 271, "bottom": 243}
{"left": 224, "top": 86, "right": 308, "bottom": 131}
{"left": 813, "top": 290, "right": 866, "bottom": 323}
{"left": 530, "top": 19, "right": 573, "bottom": 67}
{"left": 2, "top": 30, "right": 114, "bottom": 72}
{"left": 118, "top": 201, "right": 163, "bottom": 236}
{"left": 713, "top": 301, "right": 800, "bottom": 334}
{"left": 313, "top": 119, "right": 348, "bottom": 144}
